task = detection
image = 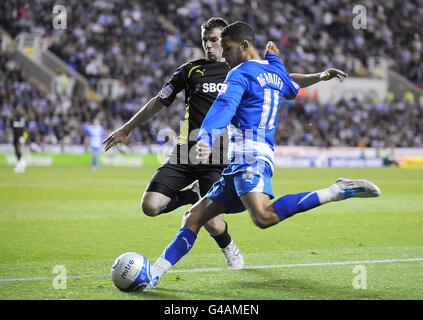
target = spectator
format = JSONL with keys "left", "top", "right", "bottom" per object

{"left": 0, "top": 1, "right": 422, "bottom": 149}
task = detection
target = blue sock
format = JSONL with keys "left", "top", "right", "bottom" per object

{"left": 161, "top": 227, "right": 197, "bottom": 266}
{"left": 92, "top": 155, "right": 98, "bottom": 168}
{"left": 273, "top": 192, "right": 321, "bottom": 221}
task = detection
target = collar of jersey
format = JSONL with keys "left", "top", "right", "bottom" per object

{"left": 247, "top": 59, "right": 269, "bottom": 64}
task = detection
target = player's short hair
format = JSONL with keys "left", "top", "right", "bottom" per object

{"left": 221, "top": 21, "right": 255, "bottom": 45}
{"left": 201, "top": 17, "right": 228, "bottom": 32}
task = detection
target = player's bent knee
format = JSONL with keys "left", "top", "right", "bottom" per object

{"left": 141, "top": 202, "right": 159, "bottom": 217}
{"left": 140, "top": 198, "right": 165, "bottom": 217}
{"left": 140, "top": 192, "right": 171, "bottom": 217}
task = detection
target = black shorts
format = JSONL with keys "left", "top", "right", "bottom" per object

{"left": 146, "top": 162, "right": 223, "bottom": 198}
{"left": 13, "top": 136, "right": 23, "bottom": 156}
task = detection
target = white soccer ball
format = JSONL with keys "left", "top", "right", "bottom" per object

{"left": 111, "top": 252, "right": 151, "bottom": 292}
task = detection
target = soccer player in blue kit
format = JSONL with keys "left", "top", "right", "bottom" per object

{"left": 85, "top": 117, "right": 105, "bottom": 171}
{"left": 147, "top": 21, "right": 381, "bottom": 288}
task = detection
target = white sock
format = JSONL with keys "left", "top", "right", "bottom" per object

{"left": 151, "top": 256, "right": 172, "bottom": 279}
{"left": 20, "top": 160, "right": 26, "bottom": 172}
{"left": 315, "top": 183, "right": 342, "bottom": 203}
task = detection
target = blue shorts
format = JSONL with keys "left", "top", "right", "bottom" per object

{"left": 206, "top": 160, "right": 274, "bottom": 213}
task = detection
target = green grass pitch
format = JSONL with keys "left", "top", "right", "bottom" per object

{"left": 1, "top": 163, "right": 422, "bottom": 300}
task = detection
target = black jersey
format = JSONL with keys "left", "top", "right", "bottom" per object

{"left": 12, "top": 116, "right": 26, "bottom": 144}
{"left": 158, "top": 59, "right": 230, "bottom": 166}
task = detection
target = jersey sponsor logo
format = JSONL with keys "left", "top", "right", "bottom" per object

{"left": 13, "top": 118, "right": 26, "bottom": 128}
{"left": 159, "top": 84, "right": 174, "bottom": 99}
{"left": 202, "top": 82, "right": 228, "bottom": 93}
{"left": 217, "top": 82, "right": 228, "bottom": 97}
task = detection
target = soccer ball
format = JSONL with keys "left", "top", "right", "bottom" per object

{"left": 111, "top": 252, "right": 151, "bottom": 292}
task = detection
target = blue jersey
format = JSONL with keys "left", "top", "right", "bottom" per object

{"left": 85, "top": 124, "right": 105, "bottom": 150}
{"left": 197, "top": 54, "right": 300, "bottom": 175}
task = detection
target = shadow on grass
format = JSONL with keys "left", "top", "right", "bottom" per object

{"left": 127, "top": 268, "right": 385, "bottom": 300}
{"left": 225, "top": 269, "right": 384, "bottom": 300}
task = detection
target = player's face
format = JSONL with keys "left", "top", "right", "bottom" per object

{"left": 221, "top": 36, "right": 243, "bottom": 68}
{"left": 202, "top": 28, "right": 223, "bottom": 62}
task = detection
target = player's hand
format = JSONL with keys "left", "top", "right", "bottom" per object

{"left": 319, "top": 68, "right": 348, "bottom": 82}
{"left": 195, "top": 141, "right": 211, "bottom": 163}
{"left": 265, "top": 41, "right": 280, "bottom": 56}
{"left": 103, "top": 127, "right": 130, "bottom": 152}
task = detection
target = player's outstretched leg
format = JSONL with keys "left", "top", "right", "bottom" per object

{"left": 272, "top": 177, "right": 381, "bottom": 223}
{"left": 239, "top": 177, "right": 381, "bottom": 229}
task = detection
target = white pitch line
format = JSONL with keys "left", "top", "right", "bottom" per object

{"left": 171, "top": 257, "right": 423, "bottom": 273}
{"left": 1, "top": 257, "right": 422, "bottom": 283}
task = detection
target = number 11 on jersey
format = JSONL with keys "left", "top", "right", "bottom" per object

{"left": 259, "top": 89, "right": 279, "bottom": 129}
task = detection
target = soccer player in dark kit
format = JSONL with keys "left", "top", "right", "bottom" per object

{"left": 12, "top": 106, "right": 27, "bottom": 173}
{"left": 103, "top": 18, "right": 244, "bottom": 270}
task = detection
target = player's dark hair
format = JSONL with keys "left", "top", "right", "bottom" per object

{"left": 201, "top": 17, "right": 228, "bottom": 31}
{"left": 221, "top": 21, "right": 255, "bottom": 45}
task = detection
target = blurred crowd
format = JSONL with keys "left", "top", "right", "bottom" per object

{"left": 278, "top": 96, "right": 423, "bottom": 148}
{"left": 0, "top": 0, "right": 422, "bottom": 149}
{"left": 0, "top": 52, "right": 179, "bottom": 146}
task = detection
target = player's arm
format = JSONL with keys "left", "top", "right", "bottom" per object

{"left": 264, "top": 41, "right": 347, "bottom": 88}
{"left": 122, "top": 96, "right": 164, "bottom": 133}
{"left": 103, "top": 64, "right": 189, "bottom": 152}
{"left": 103, "top": 96, "right": 164, "bottom": 151}
{"left": 289, "top": 69, "right": 347, "bottom": 88}
{"left": 196, "top": 71, "right": 246, "bottom": 161}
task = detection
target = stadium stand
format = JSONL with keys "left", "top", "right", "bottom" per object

{"left": 0, "top": 0, "right": 422, "bottom": 149}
